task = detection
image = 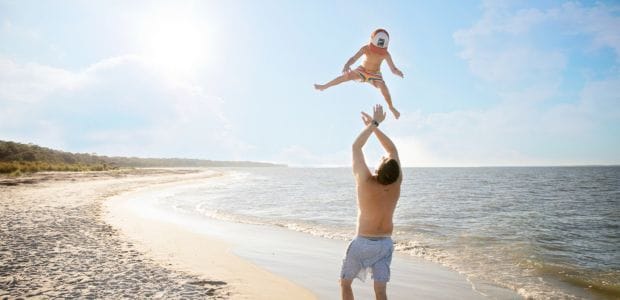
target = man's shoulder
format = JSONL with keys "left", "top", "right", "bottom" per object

{"left": 358, "top": 177, "right": 402, "bottom": 189}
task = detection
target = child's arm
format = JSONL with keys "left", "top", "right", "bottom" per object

{"left": 385, "top": 53, "right": 404, "bottom": 78}
{"left": 343, "top": 46, "right": 366, "bottom": 73}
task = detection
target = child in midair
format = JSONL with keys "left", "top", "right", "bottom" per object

{"left": 314, "top": 29, "right": 404, "bottom": 119}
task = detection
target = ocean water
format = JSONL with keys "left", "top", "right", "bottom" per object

{"left": 155, "top": 167, "right": 619, "bottom": 299}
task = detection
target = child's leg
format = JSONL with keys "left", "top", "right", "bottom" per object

{"left": 314, "top": 71, "right": 359, "bottom": 91}
{"left": 373, "top": 81, "right": 400, "bottom": 119}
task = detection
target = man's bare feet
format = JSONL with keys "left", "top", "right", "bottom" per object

{"left": 389, "top": 106, "right": 400, "bottom": 119}
{"left": 314, "top": 84, "right": 326, "bottom": 91}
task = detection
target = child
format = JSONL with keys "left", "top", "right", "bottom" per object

{"left": 314, "top": 29, "right": 404, "bottom": 119}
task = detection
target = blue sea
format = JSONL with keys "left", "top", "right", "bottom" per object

{"left": 155, "top": 166, "right": 619, "bottom": 299}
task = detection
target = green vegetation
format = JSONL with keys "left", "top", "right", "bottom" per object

{"left": 0, "top": 161, "right": 110, "bottom": 176}
{"left": 0, "top": 140, "right": 284, "bottom": 174}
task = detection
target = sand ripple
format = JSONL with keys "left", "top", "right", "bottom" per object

{"left": 0, "top": 170, "right": 228, "bottom": 299}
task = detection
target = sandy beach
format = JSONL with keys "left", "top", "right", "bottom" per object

{"left": 0, "top": 169, "right": 314, "bottom": 299}
{"left": 0, "top": 169, "right": 520, "bottom": 299}
{"left": 0, "top": 170, "right": 229, "bottom": 298}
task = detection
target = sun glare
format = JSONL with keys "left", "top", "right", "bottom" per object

{"left": 140, "top": 13, "right": 208, "bottom": 75}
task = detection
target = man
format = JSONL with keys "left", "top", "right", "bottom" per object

{"left": 340, "top": 104, "right": 402, "bottom": 300}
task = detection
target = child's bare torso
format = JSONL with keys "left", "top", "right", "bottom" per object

{"left": 361, "top": 46, "right": 387, "bottom": 73}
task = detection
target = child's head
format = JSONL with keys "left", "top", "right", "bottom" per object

{"left": 369, "top": 29, "right": 389, "bottom": 54}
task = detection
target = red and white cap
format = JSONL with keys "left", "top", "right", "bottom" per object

{"left": 371, "top": 29, "right": 389, "bottom": 48}
{"left": 369, "top": 29, "right": 389, "bottom": 54}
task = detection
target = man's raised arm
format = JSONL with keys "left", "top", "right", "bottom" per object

{"left": 352, "top": 125, "right": 373, "bottom": 182}
{"left": 373, "top": 127, "right": 399, "bottom": 162}
{"left": 360, "top": 107, "right": 399, "bottom": 162}
{"left": 353, "top": 105, "right": 387, "bottom": 181}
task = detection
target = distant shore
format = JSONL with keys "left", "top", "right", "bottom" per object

{"left": 0, "top": 140, "right": 285, "bottom": 176}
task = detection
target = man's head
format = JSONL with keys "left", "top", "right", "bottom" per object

{"left": 375, "top": 157, "right": 400, "bottom": 185}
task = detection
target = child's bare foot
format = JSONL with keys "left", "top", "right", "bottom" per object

{"left": 314, "top": 84, "right": 326, "bottom": 91}
{"left": 389, "top": 106, "right": 400, "bottom": 119}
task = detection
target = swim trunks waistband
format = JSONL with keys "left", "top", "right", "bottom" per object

{"left": 358, "top": 235, "right": 391, "bottom": 241}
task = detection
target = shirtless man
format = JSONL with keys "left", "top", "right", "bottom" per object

{"left": 340, "top": 104, "right": 402, "bottom": 300}
{"left": 314, "top": 29, "right": 404, "bottom": 119}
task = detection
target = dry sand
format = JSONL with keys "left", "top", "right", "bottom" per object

{"left": 105, "top": 173, "right": 317, "bottom": 300}
{"left": 0, "top": 169, "right": 309, "bottom": 299}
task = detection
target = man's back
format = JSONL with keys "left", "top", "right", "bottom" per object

{"left": 356, "top": 172, "right": 401, "bottom": 237}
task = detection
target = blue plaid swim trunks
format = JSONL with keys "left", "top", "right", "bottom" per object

{"left": 340, "top": 236, "right": 394, "bottom": 282}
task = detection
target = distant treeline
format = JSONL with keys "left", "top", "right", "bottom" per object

{"left": 0, "top": 140, "right": 284, "bottom": 174}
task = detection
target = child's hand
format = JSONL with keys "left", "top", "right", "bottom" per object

{"left": 342, "top": 65, "right": 352, "bottom": 74}
{"left": 393, "top": 68, "right": 404, "bottom": 78}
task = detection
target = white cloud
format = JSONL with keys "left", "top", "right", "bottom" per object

{"left": 390, "top": 108, "right": 536, "bottom": 167}
{"left": 0, "top": 55, "right": 251, "bottom": 159}
{"left": 279, "top": 70, "right": 620, "bottom": 167}
{"left": 454, "top": 1, "right": 620, "bottom": 87}
{"left": 380, "top": 1, "right": 620, "bottom": 166}
{"left": 0, "top": 58, "right": 83, "bottom": 103}
{"left": 454, "top": 9, "right": 563, "bottom": 87}
{"left": 553, "top": 2, "right": 620, "bottom": 57}
{"left": 389, "top": 74, "right": 620, "bottom": 167}
{"left": 1, "top": 18, "right": 40, "bottom": 41}
{"left": 391, "top": 135, "right": 445, "bottom": 167}
{"left": 542, "top": 77, "right": 620, "bottom": 134}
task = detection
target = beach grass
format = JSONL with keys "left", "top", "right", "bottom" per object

{"left": 0, "top": 140, "right": 284, "bottom": 176}
{"left": 0, "top": 161, "right": 114, "bottom": 175}
{"left": 0, "top": 161, "right": 117, "bottom": 176}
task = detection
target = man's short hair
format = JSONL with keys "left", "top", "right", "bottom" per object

{"left": 376, "top": 159, "right": 400, "bottom": 185}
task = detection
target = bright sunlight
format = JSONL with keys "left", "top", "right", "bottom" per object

{"left": 139, "top": 12, "right": 208, "bottom": 75}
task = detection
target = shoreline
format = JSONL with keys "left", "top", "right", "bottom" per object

{"left": 103, "top": 169, "right": 521, "bottom": 299}
{"left": 1, "top": 168, "right": 522, "bottom": 299}
{"left": 104, "top": 173, "right": 317, "bottom": 299}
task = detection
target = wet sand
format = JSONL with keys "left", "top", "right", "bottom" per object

{"left": 104, "top": 169, "right": 521, "bottom": 300}
{"left": 105, "top": 172, "right": 317, "bottom": 300}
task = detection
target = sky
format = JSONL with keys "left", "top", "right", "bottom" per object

{"left": 1, "top": 0, "right": 619, "bottom": 167}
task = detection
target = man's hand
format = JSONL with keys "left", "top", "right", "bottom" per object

{"left": 361, "top": 104, "right": 386, "bottom": 126}
{"left": 373, "top": 104, "right": 387, "bottom": 124}
{"left": 361, "top": 112, "right": 372, "bottom": 126}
